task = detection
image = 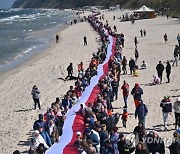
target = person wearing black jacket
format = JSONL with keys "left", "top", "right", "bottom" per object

{"left": 166, "top": 61, "right": 171, "bottom": 83}
{"left": 65, "top": 63, "right": 73, "bottom": 80}
{"left": 111, "top": 78, "right": 119, "bottom": 101}
{"left": 118, "top": 134, "right": 135, "bottom": 154}
{"left": 156, "top": 61, "right": 164, "bottom": 83}
{"left": 129, "top": 58, "right": 135, "bottom": 75}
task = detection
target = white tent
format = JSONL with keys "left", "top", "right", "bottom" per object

{"left": 134, "top": 5, "right": 155, "bottom": 12}
{"left": 134, "top": 5, "right": 155, "bottom": 19}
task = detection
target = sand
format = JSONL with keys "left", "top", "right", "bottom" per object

{"left": 0, "top": 10, "right": 179, "bottom": 153}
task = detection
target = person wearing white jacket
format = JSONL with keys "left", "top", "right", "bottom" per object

{"left": 173, "top": 97, "right": 180, "bottom": 129}
{"left": 32, "top": 130, "right": 49, "bottom": 150}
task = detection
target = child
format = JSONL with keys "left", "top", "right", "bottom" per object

{"left": 133, "top": 66, "right": 139, "bottom": 77}
{"left": 121, "top": 108, "right": 128, "bottom": 128}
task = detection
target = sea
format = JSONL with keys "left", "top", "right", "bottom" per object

{"left": 0, "top": 8, "right": 77, "bottom": 72}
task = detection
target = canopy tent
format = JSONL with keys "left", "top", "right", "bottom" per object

{"left": 134, "top": 5, "right": 155, "bottom": 19}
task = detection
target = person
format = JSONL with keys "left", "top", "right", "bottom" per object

{"left": 121, "top": 80, "right": 129, "bottom": 108}
{"left": 166, "top": 61, "right": 171, "bottom": 83}
{"left": 32, "top": 130, "right": 49, "bottom": 149}
{"left": 135, "top": 142, "right": 149, "bottom": 154}
{"left": 36, "top": 143, "right": 46, "bottom": 154}
{"left": 141, "top": 60, "right": 147, "bottom": 69}
{"left": 117, "top": 134, "right": 135, "bottom": 154}
{"left": 84, "top": 128, "right": 99, "bottom": 149}
{"left": 38, "top": 126, "right": 52, "bottom": 147}
{"left": 135, "top": 99, "right": 148, "bottom": 127}
{"left": 122, "top": 108, "right": 128, "bottom": 128}
{"left": 131, "top": 83, "right": 143, "bottom": 107}
{"left": 164, "top": 33, "right": 168, "bottom": 44}
{"left": 83, "top": 36, "right": 87, "bottom": 46}
{"left": 146, "top": 131, "right": 165, "bottom": 154}
{"left": 101, "top": 139, "right": 115, "bottom": 154}
{"left": 65, "top": 63, "right": 73, "bottom": 80}
{"left": 143, "top": 29, "right": 146, "bottom": 37}
{"left": 129, "top": 58, "right": 135, "bottom": 75}
{"left": 160, "top": 96, "right": 172, "bottom": 130}
{"left": 110, "top": 127, "right": 119, "bottom": 154}
{"left": 177, "top": 34, "right": 180, "bottom": 46}
{"left": 172, "top": 45, "right": 179, "bottom": 66}
{"left": 152, "top": 75, "right": 161, "bottom": 85}
{"left": 133, "top": 122, "right": 145, "bottom": 142}
{"left": 135, "top": 48, "right": 139, "bottom": 64}
{"left": 78, "top": 61, "right": 84, "bottom": 73}
{"left": 156, "top": 61, "right": 164, "bottom": 83}
{"left": 111, "top": 77, "right": 119, "bottom": 101}
{"left": 13, "top": 150, "right": 20, "bottom": 154}
{"left": 173, "top": 97, "right": 180, "bottom": 129}
{"left": 33, "top": 114, "right": 46, "bottom": 130}
{"left": 134, "top": 37, "right": 138, "bottom": 47}
{"left": 140, "top": 29, "right": 143, "bottom": 37}
{"left": 31, "top": 85, "right": 41, "bottom": 110}
{"left": 122, "top": 56, "right": 127, "bottom": 74}
{"left": 168, "top": 131, "right": 180, "bottom": 154}
{"left": 133, "top": 66, "right": 139, "bottom": 77}
{"left": 56, "top": 34, "right": 59, "bottom": 43}
{"left": 113, "top": 25, "right": 117, "bottom": 32}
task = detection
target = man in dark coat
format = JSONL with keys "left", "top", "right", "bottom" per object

{"left": 135, "top": 99, "right": 148, "bottom": 127}
{"left": 156, "top": 61, "right": 164, "bottom": 83}
{"left": 65, "top": 63, "right": 73, "bottom": 80}
{"left": 166, "top": 61, "right": 171, "bottom": 83}
{"left": 129, "top": 58, "right": 135, "bottom": 75}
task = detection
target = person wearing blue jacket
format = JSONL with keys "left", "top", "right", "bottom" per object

{"left": 131, "top": 83, "right": 143, "bottom": 107}
{"left": 62, "top": 95, "right": 73, "bottom": 112}
{"left": 38, "top": 126, "right": 52, "bottom": 147}
{"left": 135, "top": 99, "right": 148, "bottom": 127}
{"left": 84, "top": 128, "right": 100, "bottom": 148}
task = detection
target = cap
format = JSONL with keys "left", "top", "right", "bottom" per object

{"left": 76, "top": 131, "right": 82, "bottom": 136}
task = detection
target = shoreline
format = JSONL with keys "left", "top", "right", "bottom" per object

{"left": 0, "top": 25, "right": 69, "bottom": 85}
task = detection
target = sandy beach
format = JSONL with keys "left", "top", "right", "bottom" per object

{"left": 0, "top": 10, "right": 179, "bottom": 153}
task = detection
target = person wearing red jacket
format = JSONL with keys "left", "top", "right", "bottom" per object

{"left": 121, "top": 80, "right": 129, "bottom": 108}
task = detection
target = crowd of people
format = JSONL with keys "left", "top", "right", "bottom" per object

{"left": 14, "top": 12, "right": 180, "bottom": 154}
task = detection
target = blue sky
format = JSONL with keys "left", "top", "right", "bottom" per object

{"left": 0, "top": 0, "right": 16, "bottom": 9}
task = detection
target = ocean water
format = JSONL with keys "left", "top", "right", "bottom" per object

{"left": 0, "top": 8, "right": 76, "bottom": 72}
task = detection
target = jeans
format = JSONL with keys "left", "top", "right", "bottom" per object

{"left": 172, "top": 56, "right": 178, "bottom": 66}
{"left": 138, "top": 117, "right": 146, "bottom": 127}
{"left": 123, "top": 95, "right": 128, "bottom": 108}
{"left": 163, "top": 112, "right": 169, "bottom": 128}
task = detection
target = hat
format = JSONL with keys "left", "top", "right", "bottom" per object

{"left": 85, "top": 128, "right": 91, "bottom": 133}
{"left": 76, "top": 131, "right": 82, "bottom": 136}
{"left": 33, "top": 130, "right": 39, "bottom": 136}
{"left": 177, "top": 97, "right": 180, "bottom": 102}
{"left": 119, "top": 133, "right": 124, "bottom": 138}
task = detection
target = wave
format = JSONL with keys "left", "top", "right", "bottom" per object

{"left": 14, "top": 48, "right": 32, "bottom": 60}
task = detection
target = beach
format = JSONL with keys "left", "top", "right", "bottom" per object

{"left": 0, "top": 10, "right": 180, "bottom": 153}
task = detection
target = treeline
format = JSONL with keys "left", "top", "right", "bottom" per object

{"left": 12, "top": 0, "right": 180, "bottom": 16}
